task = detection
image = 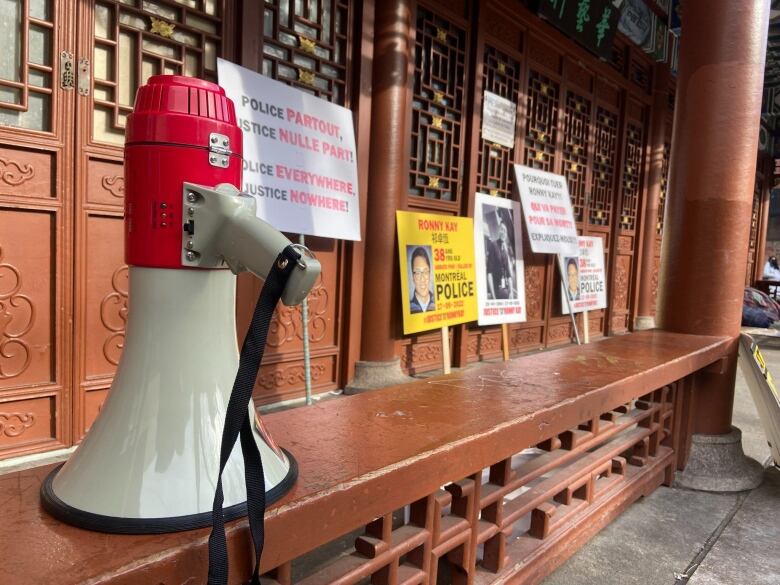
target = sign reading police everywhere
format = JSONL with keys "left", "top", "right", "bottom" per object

{"left": 217, "top": 59, "right": 361, "bottom": 240}
{"left": 396, "top": 211, "right": 478, "bottom": 335}
{"left": 560, "top": 236, "right": 608, "bottom": 314}
{"left": 513, "top": 165, "right": 578, "bottom": 256}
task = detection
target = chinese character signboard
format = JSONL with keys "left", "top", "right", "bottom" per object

{"left": 218, "top": 59, "right": 361, "bottom": 240}
{"left": 474, "top": 193, "right": 527, "bottom": 326}
{"left": 537, "top": 0, "right": 624, "bottom": 61}
{"left": 396, "top": 211, "right": 478, "bottom": 335}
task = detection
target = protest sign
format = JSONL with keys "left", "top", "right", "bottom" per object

{"left": 474, "top": 193, "right": 526, "bottom": 326}
{"left": 560, "top": 236, "right": 608, "bottom": 314}
{"left": 217, "top": 58, "right": 361, "bottom": 240}
{"left": 513, "top": 165, "right": 578, "bottom": 256}
{"left": 396, "top": 211, "right": 478, "bottom": 335}
{"left": 481, "top": 92, "right": 517, "bottom": 149}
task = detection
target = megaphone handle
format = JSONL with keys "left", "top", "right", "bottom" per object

{"left": 208, "top": 245, "right": 302, "bottom": 585}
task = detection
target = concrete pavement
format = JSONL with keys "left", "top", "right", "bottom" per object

{"left": 542, "top": 334, "right": 779, "bottom": 585}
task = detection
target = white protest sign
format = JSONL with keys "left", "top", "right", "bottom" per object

{"left": 474, "top": 193, "right": 526, "bottom": 326}
{"left": 560, "top": 236, "right": 608, "bottom": 314}
{"left": 217, "top": 58, "right": 361, "bottom": 240}
{"left": 513, "top": 165, "right": 578, "bottom": 256}
{"left": 481, "top": 91, "right": 517, "bottom": 149}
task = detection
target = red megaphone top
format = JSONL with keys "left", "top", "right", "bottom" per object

{"left": 124, "top": 75, "right": 244, "bottom": 268}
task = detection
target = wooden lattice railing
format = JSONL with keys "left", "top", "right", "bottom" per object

{"left": 0, "top": 331, "right": 729, "bottom": 585}
{"left": 262, "top": 383, "right": 680, "bottom": 584}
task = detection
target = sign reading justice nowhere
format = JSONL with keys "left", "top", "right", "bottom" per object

{"left": 218, "top": 59, "right": 361, "bottom": 240}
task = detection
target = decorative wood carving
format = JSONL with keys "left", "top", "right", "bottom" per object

{"left": 0, "top": 157, "right": 35, "bottom": 187}
{"left": 650, "top": 256, "right": 661, "bottom": 316}
{"left": 613, "top": 256, "right": 630, "bottom": 310}
{"left": 257, "top": 363, "right": 327, "bottom": 391}
{"left": 548, "top": 323, "right": 571, "bottom": 342}
{"left": 525, "top": 265, "right": 544, "bottom": 321}
{"left": 101, "top": 175, "right": 125, "bottom": 199}
{"left": 511, "top": 326, "right": 541, "bottom": 346}
{"left": 401, "top": 338, "right": 444, "bottom": 371}
{"left": 0, "top": 246, "right": 34, "bottom": 380}
{"left": 100, "top": 265, "right": 129, "bottom": 366}
{"left": 268, "top": 279, "right": 329, "bottom": 348}
{"left": 0, "top": 412, "right": 35, "bottom": 437}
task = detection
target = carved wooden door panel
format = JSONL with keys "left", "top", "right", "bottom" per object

{"left": 240, "top": 0, "right": 354, "bottom": 404}
{"left": 401, "top": 2, "right": 470, "bottom": 374}
{"left": 468, "top": 16, "right": 551, "bottom": 362}
{"left": 72, "top": 0, "right": 234, "bottom": 440}
{"left": 608, "top": 98, "right": 646, "bottom": 334}
{"left": 0, "top": 0, "right": 74, "bottom": 458}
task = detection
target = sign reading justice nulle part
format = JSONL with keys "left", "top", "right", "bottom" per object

{"left": 513, "top": 165, "right": 578, "bottom": 256}
{"left": 217, "top": 59, "right": 361, "bottom": 240}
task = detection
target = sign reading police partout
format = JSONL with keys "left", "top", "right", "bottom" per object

{"left": 396, "top": 211, "right": 478, "bottom": 335}
{"left": 217, "top": 59, "right": 361, "bottom": 240}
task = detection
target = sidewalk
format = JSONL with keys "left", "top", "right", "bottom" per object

{"left": 542, "top": 335, "right": 779, "bottom": 585}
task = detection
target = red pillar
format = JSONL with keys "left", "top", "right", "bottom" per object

{"left": 635, "top": 64, "right": 670, "bottom": 330}
{"left": 656, "top": 0, "right": 769, "bottom": 435}
{"left": 346, "top": 0, "right": 412, "bottom": 391}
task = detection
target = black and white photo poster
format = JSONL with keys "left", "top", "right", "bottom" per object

{"left": 474, "top": 193, "right": 526, "bottom": 326}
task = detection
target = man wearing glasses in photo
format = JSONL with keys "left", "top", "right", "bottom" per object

{"left": 409, "top": 246, "right": 436, "bottom": 313}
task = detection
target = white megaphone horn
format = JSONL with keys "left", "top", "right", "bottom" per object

{"left": 40, "top": 75, "right": 320, "bottom": 533}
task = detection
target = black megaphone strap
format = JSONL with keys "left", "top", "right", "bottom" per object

{"left": 208, "top": 244, "right": 301, "bottom": 585}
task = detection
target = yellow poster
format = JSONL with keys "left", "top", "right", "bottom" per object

{"left": 396, "top": 210, "right": 478, "bottom": 334}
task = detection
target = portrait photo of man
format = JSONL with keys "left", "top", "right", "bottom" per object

{"left": 565, "top": 256, "right": 580, "bottom": 301}
{"left": 483, "top": 206, "right": 518, "bottom": 300}
{"left": 408, "top": 245, "right": 436, "bottom": 313}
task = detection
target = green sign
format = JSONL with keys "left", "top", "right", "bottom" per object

{"left": 537, "top": 0, "right": 624, "bottom": 61}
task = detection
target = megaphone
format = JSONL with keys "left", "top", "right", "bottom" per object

{"left": 40, "top": 75, "right": 320, "bottom": 533}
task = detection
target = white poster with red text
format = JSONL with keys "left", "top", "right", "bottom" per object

{"left": 218, "top": 58, "right": 361, "bottom": 240}
{"left": 513, "top": 165, "right": 578, "bottom": 256}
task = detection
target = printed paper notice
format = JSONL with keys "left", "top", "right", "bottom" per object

{"left": 513, "top": 165, "right": 578, "bottom": 256}
{"left": 481, "top": 91, "right": 517, "bottom": 148}
{"left": 218, "top": 58, "right": 361, "bottom": 240}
